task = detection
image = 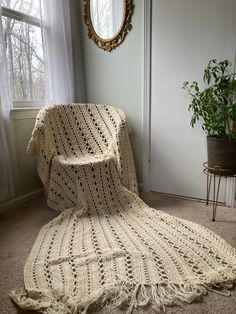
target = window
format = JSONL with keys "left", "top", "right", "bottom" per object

{"left": 1, "top": 0, "right": 45, "bottom": 107}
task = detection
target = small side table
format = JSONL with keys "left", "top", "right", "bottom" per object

{"left": 203, "top": 162, "right": 236, "bottom": 221}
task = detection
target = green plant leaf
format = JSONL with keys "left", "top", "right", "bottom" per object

{"left": 182, "top": 58, "right": 236, "bottom": 141}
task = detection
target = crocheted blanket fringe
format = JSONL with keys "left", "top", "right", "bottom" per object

{"left": 11, "top": 270, "right": 236, "bottom": 314}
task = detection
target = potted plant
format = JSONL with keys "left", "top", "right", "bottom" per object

{"left": 183, "top": 59, "right": 236, "bottom": 174}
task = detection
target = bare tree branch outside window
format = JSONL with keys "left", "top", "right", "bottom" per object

{"left": 2, "top": 0, "right": 45, "bottom": 102}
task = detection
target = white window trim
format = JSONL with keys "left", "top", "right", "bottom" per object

{"left": 12, "top": 100, "right": 46, "bottom": 108}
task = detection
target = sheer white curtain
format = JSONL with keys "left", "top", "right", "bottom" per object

{"left": 41, "top": 0, "right": 75, "bottom": 103}
{"left": 0, "top": 0, "right": 83, "bottom": 203}
{"left": 0, "top": 5, "right": 15, "bottom": 202}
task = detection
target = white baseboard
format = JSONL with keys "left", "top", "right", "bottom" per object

{"left": 0, "top": 188, "right": 44, "bottom": 215}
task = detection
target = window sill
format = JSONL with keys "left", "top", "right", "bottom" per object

{"left": 11, "top": 107, "right": 42, "bottom": 120}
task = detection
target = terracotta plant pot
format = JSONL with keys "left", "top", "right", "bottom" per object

{"left": 207, "top": 136, "right": 236, "bottom": 175}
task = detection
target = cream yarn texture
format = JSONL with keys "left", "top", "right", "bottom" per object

{"left": 12, "top": 104, "right": 236, "bottom": 313}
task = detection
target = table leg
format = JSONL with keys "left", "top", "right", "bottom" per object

{"left": 206, "top": 172, "right": 212, "bottom": 205}
{"left": 212, "top": 174, "right": 221, "bottom": 222}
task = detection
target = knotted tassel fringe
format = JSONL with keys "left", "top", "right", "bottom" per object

{"left": 11, "top": 278, "right": 236, "bottom": 314}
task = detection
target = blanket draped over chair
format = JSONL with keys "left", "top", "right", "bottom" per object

{"left": 12, "top": 104, "right": 236, "bottom": 313}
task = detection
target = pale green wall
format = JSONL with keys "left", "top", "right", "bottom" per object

{"left": 13, "top": 118, "right": 42, "bottom": 197}
{"left": 0, "top": 115, "right": 43, "bottom": 211}
{"left": 79, "top": 0, "right": 144, "bottom": 183}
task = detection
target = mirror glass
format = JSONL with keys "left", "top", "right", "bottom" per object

{"left": 90, "top": 0, "right": 124, "bottom": 40}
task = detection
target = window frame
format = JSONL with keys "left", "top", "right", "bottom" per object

{"left": 2, "top": 6, "right": 41, "bottom": 27}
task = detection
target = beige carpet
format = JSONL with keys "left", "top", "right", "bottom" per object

{"left": 0, "top": 192, "right": 235, "bottom": 314}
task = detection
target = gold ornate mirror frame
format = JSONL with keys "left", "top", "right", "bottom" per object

{"left": 83, "top": 0, "right": 134, "bottom": 52}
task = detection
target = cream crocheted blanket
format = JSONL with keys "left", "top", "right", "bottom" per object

{"left": 12, "top": 104, "right": 236, "bottom": 313}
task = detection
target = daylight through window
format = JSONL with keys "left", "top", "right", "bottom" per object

{"left": 1, "top": 0, "right": 45, "bottom": 106}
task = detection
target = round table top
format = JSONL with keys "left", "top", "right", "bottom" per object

{"left": 203, "top": 162, "right": 236, "bottom": 176}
